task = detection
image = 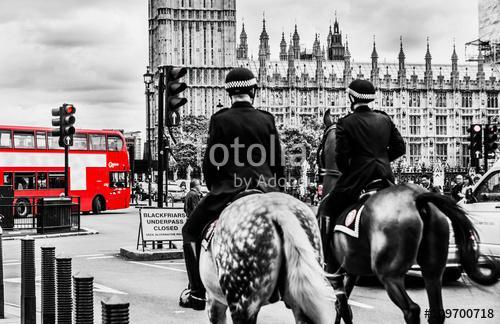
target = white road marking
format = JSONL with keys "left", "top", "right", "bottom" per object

{"left": 75, "top": 254, "right": 105, "bottom": 258}
{"left": 4, "top": 259, "right": 19, "bottom": 262}
{"left": 130, "top": 261, "right": 187, "bottom": 273}
{"left": 87, "top": 256, "right": 114, "bottom": 260}
{"left": 4, "top": 276, "right": 127, "bottom": 295}
{"left": 94, "top": 283, "right": 127, "bottom": 295}
{"left": 154, "top": 262, "right": 185, "bottom": 266}
{"left": 348, "top": 300, "right": 374, "bottom": 309}
{"left": 3, "top": 262, "right": 21, "bottom": 266}
{"left": 174, "top": 311, "right": 185, "bottom": 314}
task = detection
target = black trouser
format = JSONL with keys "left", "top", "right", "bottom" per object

{"left": 180, "top": 192, "right": 234, "bottom": 300}
{"left": 182, "top": 193, "right": 233, "bottom": 242}
{"left": 319, "top": 190, "right": 357, "bottom": 273}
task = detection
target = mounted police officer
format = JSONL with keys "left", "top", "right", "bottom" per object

{"left": 321, "top": 79, "right": 406, "bottom": 273}
{"left": 179, "top": 67, "right": 285, "bottom": 310}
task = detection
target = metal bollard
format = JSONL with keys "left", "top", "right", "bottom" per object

{"left": 73, "top": 273, "right": 94, "bottom": 324}
{"left": 41, "top": 247, "right": 56, "bottom": 324}
{"left": 101, "top": 296, "right": 129, "bottom": 324}
{"left": 0, "top": 228, "right": 4, "bottom": 319}
{"left": 56, "top": 257, "right": 72, "bottom": 324}
{"left": 21, "top": 237, "right": 36, "bottom": 324}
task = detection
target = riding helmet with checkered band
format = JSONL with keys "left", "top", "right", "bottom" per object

{"left": 225, "top": 67, "right": 258, "bottom": 97}
{"left": 347, "top": 79, "right": 376, "bottom": 104}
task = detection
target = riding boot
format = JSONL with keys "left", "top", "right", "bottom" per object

{"left": 179, "top": 242, "right": 206, "bottom": 310}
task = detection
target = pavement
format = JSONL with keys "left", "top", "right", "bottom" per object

{"left": 0, "top": 304, "right": 40, "bottom": 323}
{"left": 0, "top": 203, "right": 498, "bottom": 323}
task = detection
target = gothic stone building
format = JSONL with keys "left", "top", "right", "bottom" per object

{"left": 148, "top": 0, "right": 500, "bottom": 168}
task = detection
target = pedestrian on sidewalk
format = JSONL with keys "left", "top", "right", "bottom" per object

{"left": 183, "top": 179, "right": 203, "bottom": 218}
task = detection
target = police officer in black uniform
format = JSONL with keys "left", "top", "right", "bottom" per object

{"left": 179, "top": 67, "right": 285, "bottom": 310}
{"left": 321, "top": 79, "right": 406, "bottom": 273}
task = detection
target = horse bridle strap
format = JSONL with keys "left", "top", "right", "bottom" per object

{"left": 319, "top": 168, "right": 341, "bottom": 177}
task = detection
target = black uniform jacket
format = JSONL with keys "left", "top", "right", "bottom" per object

{"left": 334, "top": 105, "right": 405, "bottom": 195}
{"left": 202, "top": 101, "right": 285, "bottom": 199}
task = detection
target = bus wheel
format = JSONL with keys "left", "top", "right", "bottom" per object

{"left": 92, "top": 196, "right": 104, "bottom": 214}
{"left": 15, "top": 198, "right": 31, "bottom": 218}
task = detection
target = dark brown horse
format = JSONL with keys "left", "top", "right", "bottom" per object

{"left": 317, "top": 109, "right": 498, "bottom": 324}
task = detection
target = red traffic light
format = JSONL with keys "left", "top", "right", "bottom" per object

{"left": 64, "top": 104, "right": 76, "bottom": 114}
{"left": 472, "top": 124, "right": 482, "bottom": 133}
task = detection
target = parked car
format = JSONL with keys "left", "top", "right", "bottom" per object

{"left": 459, "top": 159, "right": 500, "bottom": 263}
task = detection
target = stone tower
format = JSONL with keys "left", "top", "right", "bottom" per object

{"left": 327, "top": 13, "right": 345, "bottom": 61}
{"left": 148, "top": 0, "right": 237, "bottom": 157}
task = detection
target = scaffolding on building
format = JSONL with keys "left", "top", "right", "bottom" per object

{"left": 465, "top": 38, "right": 500, "bottom": 66}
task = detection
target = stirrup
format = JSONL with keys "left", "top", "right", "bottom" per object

{"left": 179, "top": 288, "right": 206, "bottom": 310}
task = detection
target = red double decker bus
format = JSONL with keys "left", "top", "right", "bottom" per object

{"left": 0, "top": 125, "right": 130, "bottom": 215}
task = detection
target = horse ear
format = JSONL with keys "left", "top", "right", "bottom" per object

{"left": 323, "top": 109, "right": 334, "bottom": 128}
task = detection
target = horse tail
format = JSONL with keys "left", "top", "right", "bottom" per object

{"left": 270, "top": 209, "right": 335, "bottom": 324}
{"left": 415, "top": 192, "right": 498, "bottom": 285}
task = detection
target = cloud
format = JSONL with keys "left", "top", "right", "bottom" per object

{"left": 0, "top": 0, "right": 147, "bottom": 133}
{"left": 0, "top": 0, "right": 480, "bottom": 140}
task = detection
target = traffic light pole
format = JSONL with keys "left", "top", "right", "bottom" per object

{"left": 157, "top": 70, "right": 164, "bottom": 208}
{"left": 484, "top": 148, "right": 488, "bottom": 173}
{"left": 64, "top": 146, "right": 69, "bottom": 196}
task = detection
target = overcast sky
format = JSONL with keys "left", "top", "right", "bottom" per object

{"left": 0, "top": 0, "right": 479, "bottom": 139}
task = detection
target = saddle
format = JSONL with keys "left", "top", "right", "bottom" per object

{"left": 333, "top": 179, "right": 391, "bottom": 238}
{"left": 201, "top": 189, "right": 263, "bottom": 251}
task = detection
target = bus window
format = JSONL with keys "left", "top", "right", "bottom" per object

{"left": 110, "top": 172, "right": 129, "bottom": 188}
{"left": 3, "top": 172, "right": 13, "bottom": 186}
{"left": 48, "top": 173, "right": 65, "bottom": 189}
{"left": 13, "top": 131, "right": 35, "bottom": 149}
{"left": 107, "top": 136, "right": 123, "bottom": 151}
{"left": 36, "top": 131, "right": 47, "bottom": 149}
{"left": 48, "top": 136, "right": 64, "bottom": 150}
{"left": 37, "top": 172, "right": 47, "bottom": 189}
{"left": 0, "top": 130, "right": 12, "bottom": 148}
{"left": 15, "top": 172, "right": 36, "bottom": 190}
{"left": 89, "top": 134, "right": 106, "bottom": 151}
{"left": 72, "top": 134, "right": 88, "bottom": 150}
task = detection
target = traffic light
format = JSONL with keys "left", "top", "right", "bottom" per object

{"left": 484, "top": 124, "right": 498, "bottom": 157}
{"left": 468, "top": 124, "right": 482, "bottom": 167}
{"left": 165, "top": 66, "right": 187, "bottom": 127}
{"left": 51, "top": 103, "right": 76, "bottom": 147}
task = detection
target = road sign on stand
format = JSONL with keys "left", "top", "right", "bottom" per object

{"left": 167, "top": 111, "right": 180, "bottom": 127}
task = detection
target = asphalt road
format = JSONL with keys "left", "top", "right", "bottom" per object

{"left": 2, "top": 204, "right": 499, "bottom": 323}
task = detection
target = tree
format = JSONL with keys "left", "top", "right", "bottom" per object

{"left": 279, "top": 117, "right": 324, "bottom": 169}
{"left": 170, "top": 115, "right": 209, "bottom": 176}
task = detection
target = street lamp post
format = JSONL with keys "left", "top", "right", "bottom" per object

{"left": 143, "top": 67, "right": 154, "bottom": 207}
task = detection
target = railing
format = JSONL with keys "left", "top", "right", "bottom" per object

{"left": 0, "top": 195, "right": 80, "bottom": 234}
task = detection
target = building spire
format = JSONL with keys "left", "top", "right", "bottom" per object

{"left": 237, "top": 21, "right": 248, "bottom": 60}
{"left": 398, "top": 35, "right": 406, "bottom": 86}
{"left": 333, "top": 10, "right": 339, "bottom": 33}
{"left": 279, "top": 31, "right": 288, "bottom": 61}
{"left": 451, "top": 41, "right": 458, "bottom": 61}
{"left": 398, "top": 36, "right": 405, "bottom": 60}
{"left": 292, "top": 24, "right": 300, "bottom": 59}
{"left": 424, "top": 37, "right": 433, "bottom": 88}
{"left": 371, "top": 35, "right": 378, "bottom": 59}
{"left": 425, "top": 36, "right": 432, "bottom": 60}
